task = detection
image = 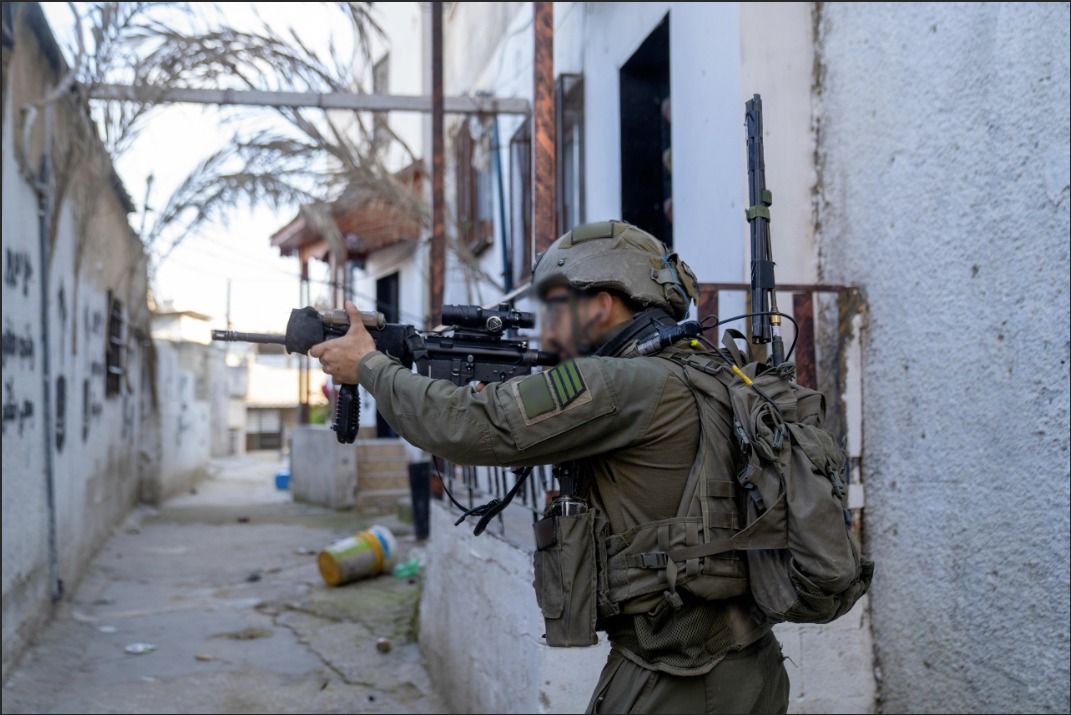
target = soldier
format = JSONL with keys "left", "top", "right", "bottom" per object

{"left": 311, "top": 220, "right": 790, "bottom": 714}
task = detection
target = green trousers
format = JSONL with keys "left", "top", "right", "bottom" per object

{"left": 585, "top": 632, "right": 790, "bottom": 715}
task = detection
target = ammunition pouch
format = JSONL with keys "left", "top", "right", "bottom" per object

{"left": 533, "top": 508, "right": 602, "bottom": 647}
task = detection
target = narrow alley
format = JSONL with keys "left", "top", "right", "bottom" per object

{"left": 1, "top": 453, "right": 444, "bottom": 714}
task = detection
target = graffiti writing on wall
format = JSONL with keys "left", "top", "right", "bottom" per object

{"left": 57, "top": 284, "right": 68, "bottom": 355}
{"left": 2, "top": 321, "right": 36, "bottom": 370}
{"left": 4, "top": 249, "right": 33, "bottom": 297}
{"left": 2, "top": 379, "right": 35, "bottom": 436}
{"left": 82, "top": 378, "right": 102, "bottom": 442}
{"left": 176, "top": 375, "right": 190, "bottom": 447}
{"left": 55, "top": 375, "right": 67, "bottom": 452}
{"left": 84, "top": 306, "right": 103, "bottom": 338}
{"left": 121, "top": 394, "right": 135, "bottom": 441}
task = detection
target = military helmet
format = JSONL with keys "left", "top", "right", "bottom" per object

{"left": 532, "top": 220, "right": 700, "bottom": 321}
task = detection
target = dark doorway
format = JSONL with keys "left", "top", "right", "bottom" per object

{"left": 375, "top": 272, "right": 399, "bottom": 437}
{"left": 620, "top": 15, "right": 672, "bottom": 247}
{"left": 376, "top": 271, "right": 400, "bottom": 324}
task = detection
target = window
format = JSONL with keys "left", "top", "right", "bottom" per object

{"left": 372, "top": 54, "right": 390, "bottom": 150}
{"left": 105, "top": 291, "right": 125, "bottom": 397}
{"left": 620, "top": 15, "right": 672, "bottom": 246}
{"left": 454, "top": 118, "right": 495, "bottom": 255}
{"left": 557, "top": 74, "right": 585, "bottom": 235}
{"left": 509, "top": 117, "right": 533, "bottom": 287}
{"left": 245, "top": 408, "right": 282, "bottom": 451}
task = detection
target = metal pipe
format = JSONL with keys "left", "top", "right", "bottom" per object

{"left": 492, "top": 117, "right": 512, "bottom": 294}
{"left": 37, "top": 100, "right": 62, "bottom": 602}
{"left": 430, "top": 1, "right": 445, "bottom": 327}
{"left": 532, "top": 1, "right": 556, "bottom": 254}
{"left": 299, "top": 260, "right": 310, "bottom": 424}
{"left": 87, "top": 83, "right": 530, "bottom": 115}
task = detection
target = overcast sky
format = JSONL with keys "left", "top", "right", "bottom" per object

{"left": 41, "top": 3, "right": 359, "bottom": 333}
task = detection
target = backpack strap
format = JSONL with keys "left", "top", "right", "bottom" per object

{"left": 666, "top": 492, "right": 789, "bottom": 561}
{"left": 721, "top": 329, "right": 751, "bottom": 367}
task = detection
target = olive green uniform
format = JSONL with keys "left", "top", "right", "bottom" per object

{"left": 358, "top": 325, "right": 790, "bottom": 714}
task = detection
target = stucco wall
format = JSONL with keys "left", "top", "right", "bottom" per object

{"left": 1, "top": 7, "right": 153, "bottom": 676}
{"left": 815, "top": 4, "right": 1071, "bottom": 713}
{"left": 148, "top": 341, "right": 228, "bottom": 504}
{"left": 419, "top": 501, "right": 612, "bottom": 714}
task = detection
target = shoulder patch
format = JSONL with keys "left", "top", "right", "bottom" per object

{"left": 547, "top": 361, "right": 586, "bottom": 407}
{"left": 512, "top": 360, "right": 592, "bottom": 425}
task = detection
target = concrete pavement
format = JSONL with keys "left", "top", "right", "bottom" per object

{"left": 1, "top": 452, "right": 445, "bottom": 714}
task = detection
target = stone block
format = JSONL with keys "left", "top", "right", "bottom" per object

{"left": 290, "top": 425, "right": 358, "bottom": 509}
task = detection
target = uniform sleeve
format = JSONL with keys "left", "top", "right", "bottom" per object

{"left": 357, "top": 350, "right": 669, "bottom": 467}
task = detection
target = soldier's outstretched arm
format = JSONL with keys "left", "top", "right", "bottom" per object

{"left": 358, "top": 350, "right": 668, "bottom": 467}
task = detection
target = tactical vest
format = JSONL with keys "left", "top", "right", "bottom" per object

{"left": 533, "top": 343, "right": 872, "bottom": 648}
{"left": 534, "top": 347, "right": 749, "bottom": 647}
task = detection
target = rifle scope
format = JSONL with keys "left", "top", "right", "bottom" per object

{"left": 441, "top": 303, "right": 535, "bottom": 332}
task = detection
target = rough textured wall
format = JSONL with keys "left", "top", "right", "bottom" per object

{"left": 149, "top": 341, "right": 227, "bottom": 505}
{"left": 1, "top": 7, "right": 153, "bottom": 676}
{"left": 419, "top": 502, "right": 611, "bottom": 714}
{"left": 815, "top": 4, "right": 1070, "bottom": 713}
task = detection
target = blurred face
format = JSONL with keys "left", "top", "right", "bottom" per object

{"left": 540, "top": 286, "right": 611, "bottom": 359}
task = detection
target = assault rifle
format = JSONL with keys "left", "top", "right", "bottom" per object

{"left": 212, "top": 303, "right": 557, "bottom": 444}
{"left": 745, "top": 93, "right": 785, "bottom": 366}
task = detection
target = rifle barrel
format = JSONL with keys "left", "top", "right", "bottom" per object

{"left": 211, "top": 330, "right": 286, "bottom": 345}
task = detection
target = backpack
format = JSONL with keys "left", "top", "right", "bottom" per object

{"left": 662, "top": 332, "right": 874, "bottom": 624}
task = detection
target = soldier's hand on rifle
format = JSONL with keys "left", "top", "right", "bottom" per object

{"left": 310, "top": 301, "right": 376, "bottom": 384}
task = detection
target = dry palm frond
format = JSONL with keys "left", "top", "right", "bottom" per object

{"left": 52, "top": 3, "right": 524, "bottom": 307}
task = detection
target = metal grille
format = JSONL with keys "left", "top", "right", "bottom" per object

{"left": 431, "top": 457, "right": 554, "bottom": 551}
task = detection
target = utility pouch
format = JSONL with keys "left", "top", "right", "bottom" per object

{"left": 533, "top": 509, "right": 598, "bottom": 647}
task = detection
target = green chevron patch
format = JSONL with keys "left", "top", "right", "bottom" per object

{"left": 547, "top": 360, "right": 586, "bottom": 407}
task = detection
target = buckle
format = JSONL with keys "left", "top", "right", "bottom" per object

{"left": 638, "top": 552, "right": 668, "bottom": 569}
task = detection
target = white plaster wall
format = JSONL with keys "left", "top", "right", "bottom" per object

{"left": 369, "top": 1, "right": 426, "bottom": 175}
{"left": 739, "top": 2, "right": 817, "bottom": 286}
{"left": 815, "top": 4, "right": 1070, "bottom": 713}
{"left": 578, "top": 1, "right": 748, "bottom": 319}
{"left": 245, "top": 359, "right": 306, "bottom": 407}
{"left": 1, "top": 77, "right": 53, "bottom": 680}
{"left": 420, "top": 501, "right": 611, "bottom": 714}
{"left": 2, "top": 11, "right": 153, "bottom": 675}
{"left": 152, "top": 342, "right": 214, "bottom": 503}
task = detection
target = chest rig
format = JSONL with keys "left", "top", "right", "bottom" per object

{"left": 532, "top": 341, "right": 750, "bottom": 647}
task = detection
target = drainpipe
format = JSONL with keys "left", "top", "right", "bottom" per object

{"left": 430, "top": 0, "right": 445, "bottom": 327}
{"left": 492, "top": 117, "right": 512, "bottom": 295}
{"left": 532, "top": 1, "right": 556, "bottom": 255}
{"left": 35, "top": 100, "right": 62, "bottom": 602}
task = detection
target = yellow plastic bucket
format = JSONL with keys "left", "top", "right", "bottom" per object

{"left": 317, "top": 525, "right": 397, "bottom": 587}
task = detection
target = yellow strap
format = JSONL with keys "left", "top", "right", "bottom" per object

{"left": 732, "top": 365, "right": 754, "bottom": 386}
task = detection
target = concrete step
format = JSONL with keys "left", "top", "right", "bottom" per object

{"left": 358, "top": 456, "right": 411, "bottom": 474}
{"left": 356, "top": 488, "right": 411, "bottom": 513}
{"left": 356, "top": 439, "right": 408, "bottom": 459}
{"left": 359, "top": 471, "right": 411, "bottom": 491}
